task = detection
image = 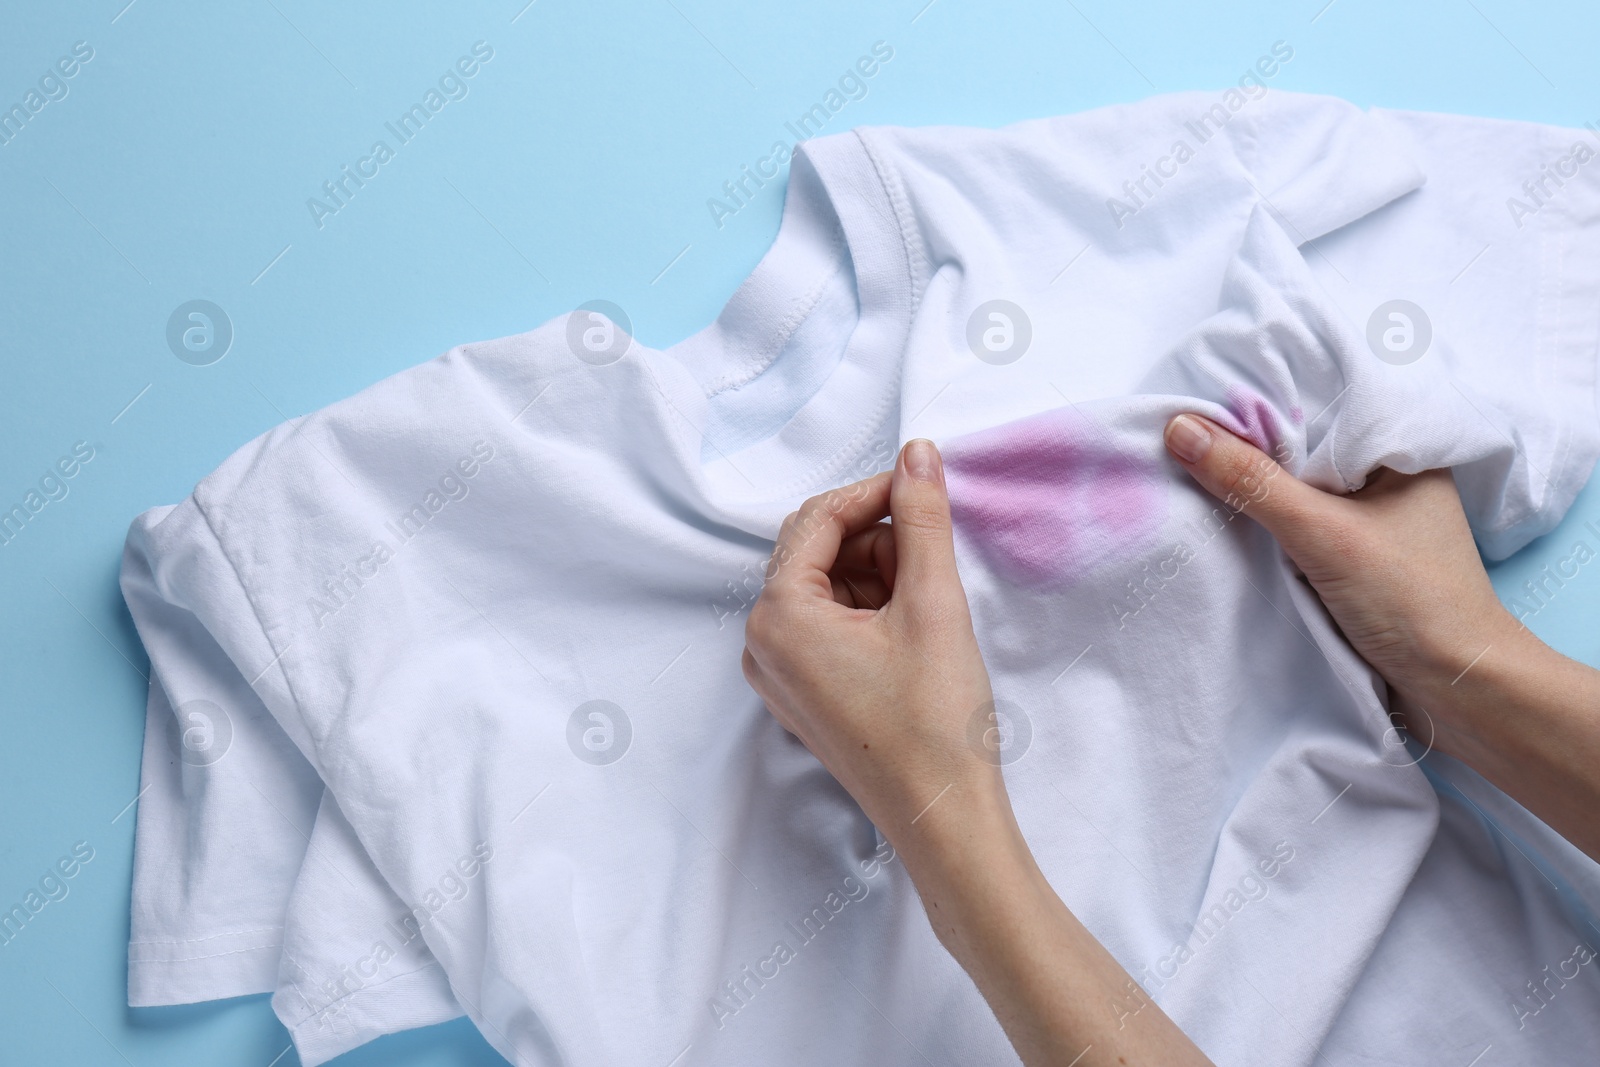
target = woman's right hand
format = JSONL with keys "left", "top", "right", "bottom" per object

{"left": 1161, "top": 413, "right": 1518, "bottom": 705}
{"left": 1164, "top": 413, "right": 1600, "bottom": 862}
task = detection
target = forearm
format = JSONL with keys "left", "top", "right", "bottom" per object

{"left": 1411, "top": 617, "right": 1600, "bottom": 862}
{"left": 894, "top": 776, "right": 1213, "bottom": 1067}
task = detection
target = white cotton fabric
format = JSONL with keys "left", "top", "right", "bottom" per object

{"left": 121, "top": 90, "right": 1600, "bottom": 1066}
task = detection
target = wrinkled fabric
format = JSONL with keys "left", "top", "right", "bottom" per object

{"left": 122, "top": 91, "right": 1600, "bottom": 1066}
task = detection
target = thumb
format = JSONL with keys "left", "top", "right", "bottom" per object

{"left": 1163, "top": 413, "right": 1334, "bottom": 561}
{"left": 888, "top": 439, "right": 963, "bottom": 607}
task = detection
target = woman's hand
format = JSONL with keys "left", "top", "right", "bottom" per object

{"left": 743, "top": 439, "right": 1215, "bottom": 1067}
{"left": 1162, "top": 413, "right": 1515, "bottom": 699}
{"left": 741, "top": 438, "right": 1001, "bottom": 847}
{"left": 1165, "top": 413, "right": 1600, "bottom": 861}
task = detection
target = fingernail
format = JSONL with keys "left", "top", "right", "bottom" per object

{"left": 904, "top": 439, "right": 941, "bottom": 483}
{"left": 1165, "top": 415, "right": 1213, "bottom": 464}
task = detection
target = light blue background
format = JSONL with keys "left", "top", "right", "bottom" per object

{"left": 2, "top": 1, "right": 1597, "bottom": 1063}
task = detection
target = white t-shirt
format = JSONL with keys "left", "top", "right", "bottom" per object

{"left": 121, "top": 89, "right": 1600, "bottom": 1066}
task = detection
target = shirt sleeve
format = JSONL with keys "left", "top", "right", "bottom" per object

{"left": 862, "top": 86, "right": 1426, "bottom": 287}
{"left": 122, "top": 499, "right": 323, "bottom": 1005}
{"left": 1307, "top": 108, "right": 1600, "bottom": 558}
{"left": 120, "top": 389, "right": 492, "bottom": 1044}
{"left": 849, "top": 88, "right": 1429, "bottom": 418}
{"left": 272, "top": 792, "right": 463, "bottom": 1067}
{"left": 1141, "top": 128, "right": 1600, "bottom": 562}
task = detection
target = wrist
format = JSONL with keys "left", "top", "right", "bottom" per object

{"left": 1406, "top": 599, "right": 1521, "bottom": 696}
{"left": 1402, "top": 622, "right": 1600, "bottom": 860}
{"left": 889, "top": 770, "right": 1045, "bottom": 952}
{"left": 1405, "top": 619, "right": 1570, "bottom": 766}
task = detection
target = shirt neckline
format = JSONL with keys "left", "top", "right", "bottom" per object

{"left": 656, "top": 129, "right": 916, "bottom": 509}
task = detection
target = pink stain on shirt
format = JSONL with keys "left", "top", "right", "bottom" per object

{"left": 943, "top": 408, "right": 1166, "bottom": 588}
{"left": 1222, "top": 385, "right": 1286, "bottom": 458}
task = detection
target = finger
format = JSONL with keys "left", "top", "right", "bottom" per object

{"left": 741, "top": 650, "right": 803, "bottom": 740}
{"left": 1163, "top": 413, "right": 1335, "bottom": 561}
{"left": 741, "top": 647, "right": 766, "bottom": 692}
{"left": 831, "top": 570, "right": 891, "bottom": 610}
{"left": 887, "top": 439, "right": 963, "bottom": 609}
{"left": 835, "top": 523, "right": 897, "bottom": 588}
{"left": 768, "top": 472, "right": 892, "bottom": 594}
{"left": 872, "top": 521, "right": 898, "bottom": 591}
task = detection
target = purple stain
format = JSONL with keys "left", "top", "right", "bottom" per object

{"left": 1222, "top": 385, "right": 1285, "bottom": 457}
{"left": 943, "top": 408, "right": 1166, "bottom": 588}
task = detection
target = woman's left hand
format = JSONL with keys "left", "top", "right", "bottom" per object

{"left": 741, "top": 438, "right": 1002, "bottom": 847}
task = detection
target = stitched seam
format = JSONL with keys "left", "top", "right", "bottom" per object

{"left": 277, "top": 945, "right": 318, "bottom": 1017}
{"left": 193, "top": 464, "right": 317, "bottom": 750}
{"left": 1485, "top": 181, "right": 1563, "bottom": 536}
{"left": 1325, "top": 400, "right": 1353, "bottom": 492}
{"left": 281, "top": 962, "right": 449, "bottom": 1031}
{"left": 758, "top": 129, "right": 916, "bottom": 500}
{"left": 1536, "top": 158, "right": 1600, "bottom": 532}
{"left": 1537, "top": 190, "right": 1557, "bottom": 519}
{"left": 1235, "top": 96, "right": 1267, "bottom": 212}
{"left": 702, "top": 224, "right": 850, "bottom": 398}
{"left": 130, "top": 925, "right": 283, "bottom": 947}
{"left": 856, "top": 127, "right": 926, "bottom": 313}
{"left": 129, "top": 941, "right": 281, "bottom": 965}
